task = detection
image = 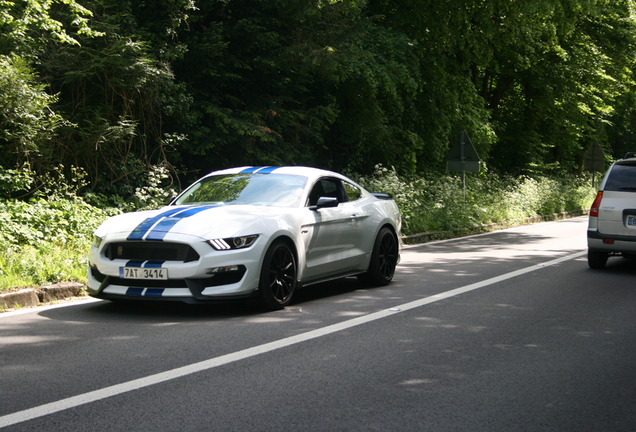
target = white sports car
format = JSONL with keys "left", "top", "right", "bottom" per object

{"left": 87, "top": 166, "right": 401, "bottom": 310}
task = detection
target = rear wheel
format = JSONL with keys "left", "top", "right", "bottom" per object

{"left": 358, "top": 227, "right": 399, "bottom": 286}
{"left": 259, "top": 241, "right": 297, "bottom": 310}
{"left": 588, "top": 250, "right": 608, "bottom": 269}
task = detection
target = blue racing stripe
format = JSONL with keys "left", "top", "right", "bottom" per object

{"left": 144, "top": 205, "right": 218, "bottom": 241}
{"left": 127, "top": 205, "right": 218, "bottom": 241}
{"left": 143, "top": 217, "right": 183, "bottom": 241}
{"left": 125, "top": 261, "right": 144, "bottom": 267}
{"left": 145, "top": 288, "right": 164, "bottom": 296}
{"left": 126, "top": 287, "right": 144, "bottom": 296}
{"left": 127, "top": 207, "right": 186, "bottom": 240}
{"left": 255, "top": 166, "right": 280, "bottom": 173}
{"left": 143, "top": 261, "right": 164, "bottom": 268}
{"left": 239, "top": 166, "right": 263, "bottom": 173}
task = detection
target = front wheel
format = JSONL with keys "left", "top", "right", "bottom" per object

{"left": 588, "top": 250, "right": 608, "bottom": 269}
{"left": 259, "top": 241, "right": 297, "bottom": 310}
{"left": 358, "top": 227, "right": 399, "bottom": 286}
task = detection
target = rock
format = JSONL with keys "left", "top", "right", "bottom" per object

{"left": 0, "top": 282, "right": 86, "bottom": 311}
{"left": 38, "top": 282, "right": 85, "bottom": 302}
{"left": 0, "top": 289, "right": 40, "bottom": 309}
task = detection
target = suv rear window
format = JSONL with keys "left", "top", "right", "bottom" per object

{"left": 604, "top": 163, "right": 636, "bottom": 191}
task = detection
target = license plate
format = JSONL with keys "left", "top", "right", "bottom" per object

{"left": 629, "top": 216, "right": 636, "bottom": 226}
{"left": 120, "top": 267, "right": 168, "bottom": 280}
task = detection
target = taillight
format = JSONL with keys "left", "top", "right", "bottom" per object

{"left": 590, "top": 191, "right": 603, "bottom": 217}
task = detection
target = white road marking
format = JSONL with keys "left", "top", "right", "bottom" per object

{"left": 0, "top": 251, "right": 586, "bottom": 428}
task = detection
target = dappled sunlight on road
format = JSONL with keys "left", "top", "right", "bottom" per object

{"left": 243, "top": 316, "right": 296, "bottom": 324}
{"left": 0, "top": 334, "right": 81, "bottom": 347}
{"left": 394, "top": 218, "right": 589, "bottom": 287}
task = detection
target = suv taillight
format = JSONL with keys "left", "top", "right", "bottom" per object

{"left": 590, "top": 191, "right": 603, "bottom": 217}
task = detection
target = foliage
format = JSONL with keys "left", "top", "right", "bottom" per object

{"left": 0, "top": 197, "right": 109, "bottom": 289}
{"left": 0, "top": 244, "right": 89, "bottom": 287}
{"left": 38, "top": 9, "right": 184, "bottom": 193}
{"left": 367, "top": 0, "right": 636, "bottom": 174}
{"left": 0, "top": 55, "right": 66, "bottom": 169}
{"left": 356, "top": 165, "right": 596, "bottom": 235}
{"left": 0, "top": 0, "right": 635, "bottom": 191}
{"left": 0, "top": 165, "right": 115, "bottom": 290}
{"left": 130, "top": 164, "right": 177, "bottom": 211}
{"left": 0, "top": 0, "right": 102, "bottom": 57}
{"left": 0, "top": 166, "right": 33, "bottom": 198}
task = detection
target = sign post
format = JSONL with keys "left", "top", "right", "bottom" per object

{"left": 447, "top": 131, "right": 481, "bottom": 198}
{"left": 584, "top": 140, "right": 606, "bottom": 188}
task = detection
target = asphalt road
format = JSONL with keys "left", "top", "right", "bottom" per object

{"left": 1, "top": 216, "right": 636, "bottom": 431}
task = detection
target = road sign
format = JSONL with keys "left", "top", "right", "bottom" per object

{"left": 447, "top": 130, "right": 481, "bottom": 173}
{"left": 584, "top": 140, "right": 605, "bottom": 172}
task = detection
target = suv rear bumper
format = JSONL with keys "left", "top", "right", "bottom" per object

{"left": 587, "top": 229, "right": 636, "bottom": 253}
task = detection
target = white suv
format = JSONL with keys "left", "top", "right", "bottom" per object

{"left": 587, "top": 152, "right": 636, "bottom": 268}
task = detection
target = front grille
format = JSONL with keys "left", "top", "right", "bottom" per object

{"left": 104, "top": 241, "right": 200, "bottom": 262}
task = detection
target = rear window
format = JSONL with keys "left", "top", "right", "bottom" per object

{"left": 604, "top": 163, "right": 636, "bottom": 191}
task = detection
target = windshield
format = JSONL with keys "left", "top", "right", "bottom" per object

{"left": 174, "top": 173, "right": 308, "bottom": 207}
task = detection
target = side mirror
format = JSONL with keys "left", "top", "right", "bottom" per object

{"left": 311, "top": 196, "right": 339, "bottom": 210}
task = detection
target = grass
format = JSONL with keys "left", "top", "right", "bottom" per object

{"left": 0, "top": 167, "right": 597, "bottom": 292}
{"left": 0, "top": 243, "right": 91, "bottom": 290}
{"left": 0, "top": 198, "right": 110, "bottom": 292}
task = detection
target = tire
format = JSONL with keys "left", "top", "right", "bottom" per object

{"left": 259, "top": 241, "right": 297, "bottom": 310}
{"left": 358, "top": 227, "right": 399, "bottom": 286}
{"left": 588, "top": 250, "right": 608, "bottom": 269}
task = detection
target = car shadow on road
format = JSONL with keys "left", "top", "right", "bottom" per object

{"left": 33, "top": 277, "right": 367, "bottom": 323}
{"left": 592, "top": 255, "right": 636, "bottom": 274}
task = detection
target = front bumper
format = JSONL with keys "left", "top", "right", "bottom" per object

{"left": 87, "top": 236, "right": 265, "bottom": 303}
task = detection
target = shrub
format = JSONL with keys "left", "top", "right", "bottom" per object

{"left": 356, "top": 165, "right": 596, "bottom": 236}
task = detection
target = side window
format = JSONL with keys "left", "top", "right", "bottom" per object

{"left": 307, "top": 178, "right": 346, "bottom": 206}
{"left": 321, "top": 179, "right": 338, "bottom": 195}
{"left": 344, "top": 182, "right": 362, "bottom": 201}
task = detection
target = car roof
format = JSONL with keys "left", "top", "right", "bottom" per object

{"left": 202, "top": 166, "right": 346, "bottom": 182}
{"left": 615, "top": 153, "right": 636, "bottom": 166}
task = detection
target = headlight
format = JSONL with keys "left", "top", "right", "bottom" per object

{"left": 92, "top": 235, "right": 104, "bottom": 248}
{"left": 208, "top": 235, "right": 259, "bottom": 251}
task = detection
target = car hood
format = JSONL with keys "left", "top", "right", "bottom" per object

{"left": 96, "top": 204, "right": 291, "bottom": 241}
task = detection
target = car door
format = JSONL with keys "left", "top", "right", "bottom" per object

{"left": 301, "top": 178, "right": 369, "bottom": 282}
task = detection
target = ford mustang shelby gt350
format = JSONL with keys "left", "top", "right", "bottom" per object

{"left": 88, "top": 166, "right": 401, "bottom": 310}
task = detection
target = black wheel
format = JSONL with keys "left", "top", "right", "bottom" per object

{"left": 588, "top": 250, "right": 608, "bottom": 269}
{"left": 259, "top": 241, "right": 297, "bottom": 310}
{"left": 358, "top": 227, "right": 399, "bottom": 286}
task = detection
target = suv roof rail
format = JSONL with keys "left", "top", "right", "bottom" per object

{"left": 624, "top": 152, "right": 636, "bottom": 159}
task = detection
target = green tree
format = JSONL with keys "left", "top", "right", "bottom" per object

{"left": 167, "top": 0, "right": 426, "bottom": 176}
{"left": 0, "top": 54, "right": 64, "bottom": 169}
{"left": 367, "top": 0, "right": 636, "bottom": 174}
{"left": 36, "top": 0, "right": 193, "bottom": 193}
{"left": 0, "top": 0, "right": 101, "bottom": 57}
